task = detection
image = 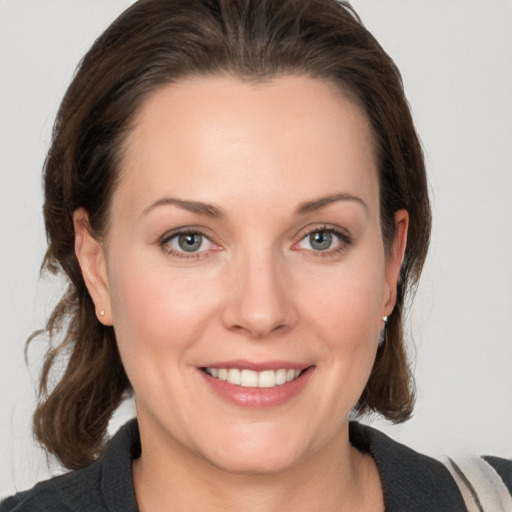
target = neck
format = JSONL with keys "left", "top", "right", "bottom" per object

{"left": 132, "top": 418, "right": 384, "bottom": 512}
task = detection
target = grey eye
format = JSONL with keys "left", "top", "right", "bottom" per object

{"left": 166, "top": 232, "right": 212, "bottom": 253}
{"left": 177, "top": 233, "right": 204, "bottom": 252}
{"left": 308, "top": 231, "right": 333, "bottom": 251}
{"left": 162, "top": 230, "right": 214, "bottom": 257}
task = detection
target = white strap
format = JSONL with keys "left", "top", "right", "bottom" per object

{"left": 444, "top": 456, "right": 512, "bottom": 512}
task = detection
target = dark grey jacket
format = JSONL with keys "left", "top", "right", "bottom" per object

{"left": 1, "top": 419, "right": 510, "bottom": 511}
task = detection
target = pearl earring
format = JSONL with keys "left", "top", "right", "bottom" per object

{"left": 100, "top": 310, "right": 105, "bottom": 317}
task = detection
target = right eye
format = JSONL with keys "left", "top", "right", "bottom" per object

{"left": 161, "top": 231, "right": 214, "bottom": 257}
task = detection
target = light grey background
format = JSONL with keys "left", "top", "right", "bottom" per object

{"left": 1, "top": 0, "right": 511, "bottom": 497}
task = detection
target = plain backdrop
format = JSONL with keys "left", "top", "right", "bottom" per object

{"left": 1, "top": 0, "right": 511, "bottom": 498}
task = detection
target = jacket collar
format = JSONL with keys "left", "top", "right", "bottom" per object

{"left": 101, "top": 419, "right": 467, "bottom": 512}
{"left": 349, "top": 422, "right": 467, "bottom": 511}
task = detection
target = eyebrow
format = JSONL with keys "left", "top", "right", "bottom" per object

{"left": 142, "top": 197, "right": 224, "bottom": 218}
{"left": 142, "top": 192, "right": 366, "bottom": 219}
{"left": 296, "top": 193, "right": 368, "bottom": 215}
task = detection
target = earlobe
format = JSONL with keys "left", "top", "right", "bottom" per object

{"left": 73, "top": 208, "right": 112, "bottom": 325}
{"left": 384, "top": 209, "right": 409, "bottom": 313}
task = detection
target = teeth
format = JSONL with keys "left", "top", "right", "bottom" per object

{"left": 258, "top": 370, "right": 275, "bottom": 388}
{"left": 241, "top": 369, "right": 258, "bottom": 387}
{"left": 228, "top": 368, "right": 241, "bottom": 385}
{"left": 275, "top": 369, "right": 287, "bottom": 385}
{"left": 204, "top": 367, "right": 303, "bottom": 388}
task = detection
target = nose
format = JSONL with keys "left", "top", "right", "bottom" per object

{"left": 221, "top": 250, "right": 298, "bottom": 339}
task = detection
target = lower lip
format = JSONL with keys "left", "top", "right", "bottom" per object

{"left": 199, "top": 367, "right": 314, "bottom": 408}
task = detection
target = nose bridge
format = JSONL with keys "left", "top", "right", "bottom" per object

{"left": 223, "top": 243, "right": 296, "bottom": 338}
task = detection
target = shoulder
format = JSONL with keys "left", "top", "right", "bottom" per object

{"left": 349, "top": 422, "right": 511, "bottom": 512}
{"left": 349, "top": 422, "right": 467, "bottom": 511}
{"left": 0, "top": 461, "right": 103, "bottom": 512}
{"left": 445, "top": 454, "right": 512, "bottom": 511}
{"left": 0, "top": 419, "right": 140, "bottom": 512}
{"left": 350, "top": 422, "right": 512, "bottom": 512}
{"left": 484, "top": 455, "right": 512, "bottom": 495}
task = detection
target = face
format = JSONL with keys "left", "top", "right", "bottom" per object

{"left": 76, "top": 75, "right": 407, "bottom": 475}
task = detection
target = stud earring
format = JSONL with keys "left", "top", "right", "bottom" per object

{"left": 100, "top": 310, "right": 105, "bottom": 317}
{"left": 378, "top": 316, "right": 388, "bottom": 348}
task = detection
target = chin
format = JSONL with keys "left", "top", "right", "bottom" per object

{"left": 192, "top": 423, "right": 316, "bottom": 476}
{"left": 205, "top": 446, "right": 303, "bottom": 476}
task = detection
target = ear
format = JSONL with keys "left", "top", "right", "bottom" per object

{"left": 383, "top": 209, "right": 409, "bottom": 315}
{"left": 73, "top": 208, "right": 112, "bottom": 325}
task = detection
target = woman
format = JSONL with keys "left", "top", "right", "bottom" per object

{"left": 1, "top": 0, "right": 510, "bottom": 511}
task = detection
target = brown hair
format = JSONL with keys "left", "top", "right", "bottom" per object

{"left": 32, "top": 0, "right": 431, "bottom": 470}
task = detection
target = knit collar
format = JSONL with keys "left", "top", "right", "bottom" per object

{"left": 100, "top": 419, "right": 466, "bottom": 512}
{"left": 349, "top": 422, "right": 466, "bottom": 511}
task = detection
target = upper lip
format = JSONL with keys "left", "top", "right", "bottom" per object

{"left": 200, "top": 360, "right": 312, "bottom": 372}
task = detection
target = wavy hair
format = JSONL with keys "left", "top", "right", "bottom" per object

{"left": 31, "top": 0, "right": 431, "bottom": 469}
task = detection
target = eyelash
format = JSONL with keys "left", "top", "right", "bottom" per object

{"left": 158, "top": 224, "right": 352, "bottom": 260}
{"left": 293, "top": 224, "right": 352, "bottom": 257}
{"left": 159, "top": 228, "right": 217, "bottom": 260}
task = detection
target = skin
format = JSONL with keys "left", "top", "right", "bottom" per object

{"left": 74, "top": 75, "right": 408, "bottom": 511}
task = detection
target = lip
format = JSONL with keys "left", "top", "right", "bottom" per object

{"left": 198, "top": 361, "right": 315, "bottom": 408}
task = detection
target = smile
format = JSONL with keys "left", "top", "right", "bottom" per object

{"left": 203, "top": 367, "right": 302, "bottom": 388}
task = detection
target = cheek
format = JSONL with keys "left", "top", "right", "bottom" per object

{"left": 106, "top": 253, "right": 220, "bottom": 369}
{"left": 297, "top": 252, "right": 385, "bottom": 392}
{"left": 300, "top": 255, "right": 385, "bottom": 340}
{"left": 106, "top": 257, "right": 224, "bottom": 420}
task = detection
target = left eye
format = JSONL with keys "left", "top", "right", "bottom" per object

{"left": 166, "top": 232, "right": 212, "bottom": 253}
{"left": 297, "top": 230, "right": 342, "bottom": 251}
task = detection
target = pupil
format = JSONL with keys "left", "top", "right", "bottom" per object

{"left": 178, "top": 233, "right": 202, "bottom": 252}
{"left": 310, "top": 231, "right": 332, "bottom": 250}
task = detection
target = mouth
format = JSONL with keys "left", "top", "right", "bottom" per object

{"left": 199, "top": 363, "right": 314, "bottom": 408}
{"left": 201, "top": 367, "right": 304, "bottom": 389}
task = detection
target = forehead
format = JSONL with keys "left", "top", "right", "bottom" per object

{"left": 116, "top": 74, "right": 378, "bottom": 217}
